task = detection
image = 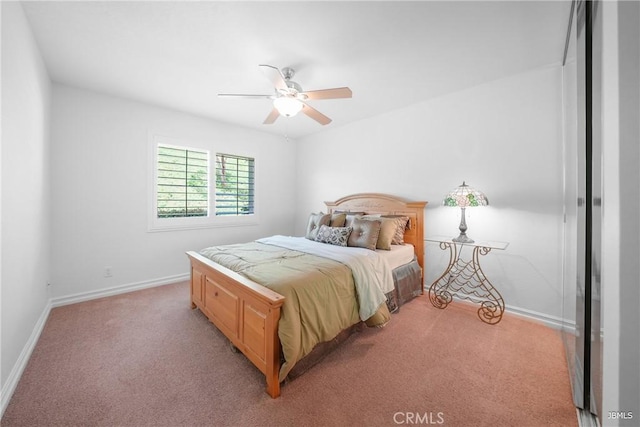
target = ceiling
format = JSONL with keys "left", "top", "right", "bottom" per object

{"left": 21, "top": 1, "right": 571, "bottom": 139}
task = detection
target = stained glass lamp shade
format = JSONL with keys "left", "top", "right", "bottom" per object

{"left": 443, "top": 181, "right": 489, "bottom": 243}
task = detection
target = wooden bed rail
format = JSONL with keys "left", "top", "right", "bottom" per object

{"left": 187, "top": 251, "right": 285, "bottom": 398}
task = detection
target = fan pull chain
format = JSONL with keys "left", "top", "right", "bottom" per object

{"left": 284, "top": 121, "right": 290, "bottom": 143}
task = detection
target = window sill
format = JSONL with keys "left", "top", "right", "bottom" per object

{"left": 147, "top": 215, "right": 258, "bottom": 232}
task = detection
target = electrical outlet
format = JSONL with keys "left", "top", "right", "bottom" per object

{"left": 104, "top": 267, "right": 113, "bottom": 278}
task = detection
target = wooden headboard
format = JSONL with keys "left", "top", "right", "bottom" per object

{"left": 324, "top": 193, "right": 428, "bottom": 275}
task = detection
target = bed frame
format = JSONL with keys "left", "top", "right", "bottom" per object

{"left": 186, "top": 193, "right": 427, "bottom": 398}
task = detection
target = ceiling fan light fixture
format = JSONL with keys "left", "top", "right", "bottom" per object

{"left": 220, "top": 65, "right": 350, "bottom": 125}
{"left": 274, "top": 96, "right": 303, "bottom": 117}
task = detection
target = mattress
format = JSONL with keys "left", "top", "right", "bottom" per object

{"left": 377, "top": 243, "right": 415, "bottom": 270}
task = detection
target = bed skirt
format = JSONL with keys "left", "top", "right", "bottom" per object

{"left": 392, "top": 257, "right": 423, "bottom": 309}
{"left": 285, "top": 258, "right": 422, "bottom": 381}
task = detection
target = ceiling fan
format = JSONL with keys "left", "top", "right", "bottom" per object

{"left": 218, "top": 64, "right": 352, "bottom": 125}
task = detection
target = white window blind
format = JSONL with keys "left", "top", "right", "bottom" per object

{"left": 215, "top": 153, "right": 254, "bottom": 216}
{"left": 156, "top": 145, "right": 208, "bottom": 218}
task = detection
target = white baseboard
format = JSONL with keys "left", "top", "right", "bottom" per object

{"left": 505, "top": 303, "right": 576, "bottom": 332}
{"left": 447, "top": 294, "right": 576, "bottom": 331}
{"left": 1, "top": 273, "right": 189, "bottom": 418}
{"left": 51, "top": 273, "right": 190, "bottom": 308}
{"left": 1, "top": 300, "right": 52, "bottom": 417}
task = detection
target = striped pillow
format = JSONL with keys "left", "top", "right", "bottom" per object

{"left": 382, "top": 215, "right": 410, "bottom": 244}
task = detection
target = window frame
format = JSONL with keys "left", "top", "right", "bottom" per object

{"left": 148, "top": 133, "right": 258, "bottom": 232}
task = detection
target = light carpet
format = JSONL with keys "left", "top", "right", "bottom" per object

{"left": 2, "top": 281, "right": 578, "bottom": 426}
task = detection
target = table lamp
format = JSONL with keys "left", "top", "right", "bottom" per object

{"left": 443, "top": 181, "right": 488, "bottom": 243}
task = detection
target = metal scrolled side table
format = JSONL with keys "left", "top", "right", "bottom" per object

{"left": 426, "top": 236, "right": 509, "bottom": 325}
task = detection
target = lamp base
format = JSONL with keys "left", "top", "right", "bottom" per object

{"left": 453, "top": 207, "right": 474, "bottom": 243}
{"left": 452, "top": 234, "right": 475, "bottom": 244}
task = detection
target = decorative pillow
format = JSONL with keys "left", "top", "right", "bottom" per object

{"left": 329, "top": 212, "right": 347, "bottom": 227}
{"left": 343, "top": 214, "right": 366, "bottom": 228}
{"left": 305, "top": 212, "right": 331, "bottom": 240}
{"left": 382, "top": 215, "right": 411, "bottom": 244}
{"left": 348, "top": 218, "right": 382, "bottom": 251}
{"left": 336, "top": 211, "right": 366, "bottom": 228}
{"left": 359, "top": 216, "right": 396, "bottom": 250}
{"left": 315, "top": 225, "right": 352, "bottom": 246}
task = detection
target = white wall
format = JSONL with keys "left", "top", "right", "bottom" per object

{"left": 50, "top": 85, "right": 297, "bottom": 300}
{"left": 614, "top": 0, "right": 640, "bottom": 419}
{"left": 1, "top": 0, "right": 52, "bottom": 408}
{"left": 296, "top": 64, "right": 565, "bottom": 320}
{"left": 602, "top": 0, "right": 640, "bottom": 424}
{"left": 601, "top": 0, "right": 621, "bottom": 420}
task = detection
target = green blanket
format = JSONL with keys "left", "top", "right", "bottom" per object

{"left": 200, "top": 241, "right": 389, "bottom": 381}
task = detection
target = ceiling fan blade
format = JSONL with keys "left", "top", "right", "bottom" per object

{"left": 301, "top": 87, "right": 352, "bottom": 100}
{"left": 301, "top": 103, "right": 332, "bottom": 125}
{"left": 263, "top": 108, "right": 280, "bottom": 125}
{"left": 218, "top": 93, "right": 274, "bottom": 99}
{"left": 258, "top": 64, "right": 288, "bottom": 91}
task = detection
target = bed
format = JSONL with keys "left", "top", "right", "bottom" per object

{"left": 186, "top": 193, "right": 427, "bottom": 398}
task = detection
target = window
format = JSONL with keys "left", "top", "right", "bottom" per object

{"left": 215, "top": 154, "right": 255, "bottom": 216}
{"left": 156, "top": 145, "right": 209, "bottom": 218}
{"left": 149, "top": 134, "right": 258, "bottom": 231}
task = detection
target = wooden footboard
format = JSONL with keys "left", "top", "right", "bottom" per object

{"left": 187, "top": 251, "right": 285, "bottom": 398}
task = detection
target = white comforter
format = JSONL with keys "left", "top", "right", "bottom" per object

{"left": 256, "top": 235, "right": 395, "bottom": 321}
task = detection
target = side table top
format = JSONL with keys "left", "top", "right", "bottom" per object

{"left": 425, "top": 235, "right": 509, "bottom": 251}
